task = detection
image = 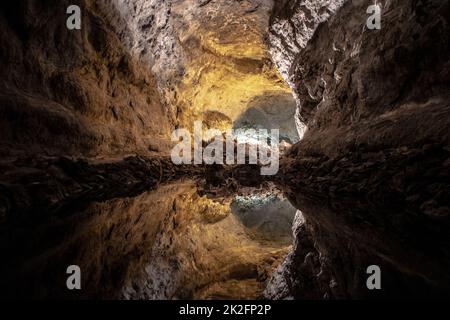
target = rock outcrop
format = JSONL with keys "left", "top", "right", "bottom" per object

{"left": 266, "top": 0, "right": 450, "bottom": 299}
{"left": 0, "top": 0, "right": 172, "bottom": 158}
{"left": 107, "top": 0, "right": 297, "bottom": 132}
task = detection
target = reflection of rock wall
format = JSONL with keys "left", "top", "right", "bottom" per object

{"left": 0, "top": 187, "right": 170, "bottom": 299}
{"left": 0, "top": 181, "right": 289, "bottom": 299}
{"left": 268, "top": 0, "right": 450, "bottom": 298}
{"left": 231, "top": 193, "right": 296, "bottom": 244}
{"left": 122, "top": 182, "right": 289, "bottom": 300}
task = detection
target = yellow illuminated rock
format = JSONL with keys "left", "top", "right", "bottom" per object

{"left": 168, "top": 0, "right": 294, "bottom": 132}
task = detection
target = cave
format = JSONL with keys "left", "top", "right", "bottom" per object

{"left": 0, "top": 0, "right": 449, "bottom": 301}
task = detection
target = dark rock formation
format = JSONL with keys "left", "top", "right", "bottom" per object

{"left": 265, "top": 0, "right": 450, "bottom": 299}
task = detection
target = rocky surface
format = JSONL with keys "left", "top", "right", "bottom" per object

{"left": 265, "top": 0, "right": 450, "bottom": 299}
{"left": 106, "top": 0, "right": 298, "bottom": 133}
{"left": 0, "top": 0, "right": 300, "bottom": 151}
{"left": 269, "top": 0, "right": 346, "bottom": 137}
{"left": 0, "top": 0, "right": 172, "bottom": 158}
{"left": 269, "top": 0, "right": 345, "bottom": 83}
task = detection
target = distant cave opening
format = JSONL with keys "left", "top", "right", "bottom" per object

{"left": 233, "top": 91, "right": 300, "bottom": 146}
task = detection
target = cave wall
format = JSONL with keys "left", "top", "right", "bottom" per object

{"left": 269, "top": 0, "right": 345, "bottom": 84}
{"left": 0, "top": 0, "right": 172, "bottom": 158}
{"left": 269, "top": 0, "right": 346, "bottom": 137}
{"left": 108, "top": 0, "right": 296, "bottom": 132}
{"left": 0, "top": 1, "right": 298, "bottom": 300}
{"left": 267, "top": 0, "right": 450, "bottom": 298}
{"left": 0, "top": 0, "right": 302, "bottom": 157}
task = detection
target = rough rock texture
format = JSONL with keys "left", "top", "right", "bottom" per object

{"left": 0, "top": 0, "right": 301, "bottom": 154}
{"left": 98, "top": 0, "right": 184, "bottom": 126}
{"left": 265, "top": 0, "right": 450, "bottom": 299}
{"left": 0, "top": 0, "right": 172, "bottom": 158}
{"left": 269, "top": 0, "right": 346, "bottom": 137}
{"left": 108, "top": 0, "right": 298, "bottom": 132}
{"left": 269, "top": 0, "right": 345, "bottom": 83}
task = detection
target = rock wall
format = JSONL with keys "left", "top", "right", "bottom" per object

{"left": 269, "top": 0, "right": 346, "bottom": 137}
{"left": 0, "top": 0, "right": 301, "bottom": 157}
{"left": 106, "top": 0, "right": 296, "bottom": 132}
{"left": 0, "top": 0, "right": 172, "bottom": 158}
{"left": 269, "top": 0, "right": 345, "bottom": 83}
{"left": 0, "top": 0, "right": 305, "bottom": 156}
{"left": 267, "top": 0, "right": 450, "bottom": 298}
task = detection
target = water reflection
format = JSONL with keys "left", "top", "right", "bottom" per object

{"left": 230, "top": 194, "right": 296, "bottom": 245}
{"left": 1, "top": 180, "right": 294, "bottom": 300}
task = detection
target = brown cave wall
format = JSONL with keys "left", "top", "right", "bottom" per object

{"left": 0, "top": 0, "right": 173, "bottom": 158}
{"left": 266, "top": 0, "right": 450, "bottom": 298}
{"left": 0, "top": 0, "right": 301, "bottom": 157}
